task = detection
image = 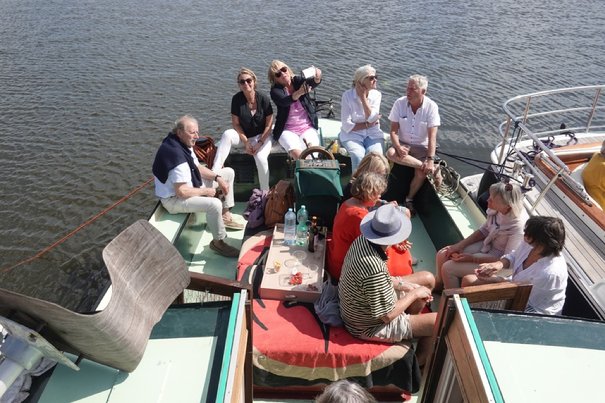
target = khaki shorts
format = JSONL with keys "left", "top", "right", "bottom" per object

{"left": 406, "top": 144, "right": 428, "bottom": 160}
{"left": 361, "top": 313, "right": 413, "bottom": 343}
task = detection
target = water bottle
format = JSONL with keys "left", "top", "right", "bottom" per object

{"left": 296, "top": 221, "right": 308, "bottom": 246}
{"left": 284, "top": 208, "right": 296, "bottom": 245}
{"left": 296, "top": 205, "right": 308, "bottom": 226}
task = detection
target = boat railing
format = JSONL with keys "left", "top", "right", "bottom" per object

{"left": 496, "top": 85, "right": 604, "bottom": 208}
{"left": 497, "top": 85, "right": 605, "bottom": 168}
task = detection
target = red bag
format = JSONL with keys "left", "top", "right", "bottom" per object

{"left": 193, "top": 136, "right": 217, "bottom": 169}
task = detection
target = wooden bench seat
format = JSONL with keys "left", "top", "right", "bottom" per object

{"left": 147, "top": 201, "right": 191, "bottom": 244}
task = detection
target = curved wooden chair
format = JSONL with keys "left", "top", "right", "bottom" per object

{"left": 0, "top": 219, "right": 190, "bottom": 372}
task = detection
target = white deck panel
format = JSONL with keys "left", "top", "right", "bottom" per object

{"left": 38, "top": 337, "right": 217, "bottom": 403}
{"left": 485, "top": 341, "right": 605, "bottom": 403}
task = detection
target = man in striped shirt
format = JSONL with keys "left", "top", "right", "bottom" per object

{"left": 339, "top": 204, "right": 437, "bottom": 364}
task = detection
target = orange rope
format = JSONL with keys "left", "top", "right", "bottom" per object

{"left": 1, "top": 177, "right": 154, "bottom": 274}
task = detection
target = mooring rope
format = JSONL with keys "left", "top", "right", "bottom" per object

{"left": 1, "top": 177, "right": 153, "bottom": 274}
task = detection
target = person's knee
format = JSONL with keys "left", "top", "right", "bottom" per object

{"left": 419, "top": 271, "right": 435, "bottom": 289}
{"left": 461, "top": 274, "right": 477, "bottom": 287}
{"left": 414, "top": 169, "right": 427, "bottom": 179}
{"left": 223, "top": 129, "right": 238, "bottom": 142}
{"left": 410, "top": 312, "right": 437, "bottom": 338}
{"left": 206, "top": 198, "right": 223, "bottom": 214}
{"left": 436, "top": 247, "right": 448, "bottom": 262}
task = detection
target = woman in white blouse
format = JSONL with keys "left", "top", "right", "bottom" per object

{"left": 339, "top": 65, "right": 384, "bottom": 172}
{"left": 462, "top": 216, "right": 567, "bottom": 315}
{"left": 435, "top": 182, "right": 528, "bottom": 290}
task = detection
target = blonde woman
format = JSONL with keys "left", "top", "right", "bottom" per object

{"left": 212, "top": 68, "right": 274, "bottom": 190}
{"left": 268, "top": 60, "right": 322, "bottom": 160}
{"left": 339, "top": 65, "right": 384, "bottom": 172}
{"left": 342, "top": 151, "right": 390, "bottom": 200}
{"left": 435, "top": 182, "right": 528, "bottom": 290}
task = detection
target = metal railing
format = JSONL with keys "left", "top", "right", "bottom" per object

{"left": 495, "top": 85, "right": 605, "bottom": 207}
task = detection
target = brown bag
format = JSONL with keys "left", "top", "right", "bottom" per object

{"left": 264, "top": 180, "right": 295, "bottom": 227}
{"left": 193, "top": 136, "right": 217, "bottom": 169}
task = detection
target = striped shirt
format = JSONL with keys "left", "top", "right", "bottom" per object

{"left": 338, "top": 236, "right": 397, "bottom": 338}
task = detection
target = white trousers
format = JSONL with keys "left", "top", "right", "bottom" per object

{"left": 277, "top": 127, "right": 320, "bottom": 153}
{"left": 160, "top": 167, "right": 235, "bottom": 240}
{"left": 213, "top": 129, "right": 272, "bottom": 191}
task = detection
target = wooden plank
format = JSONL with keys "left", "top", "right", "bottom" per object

{"left": 147, "top": 202, "right": 190, "bottom": 244}
{"left": 231, "top": 326, "right": 248, "bottom": 403}
{"left": 445, "top": 313, "right": 490, "bottom": 403}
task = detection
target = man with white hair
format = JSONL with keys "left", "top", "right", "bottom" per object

{"left": 386, "top": 74, "right": 441, "bottom": 215}
{"left": 152, "top": 115, "right": 243, "bottom": 257}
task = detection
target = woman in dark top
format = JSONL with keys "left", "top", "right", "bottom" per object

{"left": 212, "top": 68, "right": 274, "bottom": 190}
{"left": 268, "top": 60, "right": 322, "bottom": 160}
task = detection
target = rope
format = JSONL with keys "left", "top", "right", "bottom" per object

{"left": 436, "top": 148, "right": 522, "bottom": 185}
{"left": 1, "top": 177, "right": 153, "bottom": 274}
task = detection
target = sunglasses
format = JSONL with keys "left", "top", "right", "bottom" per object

{"left": 367, "top": 75, "right": 378, "bottom": 81}
{"left": 274, "top": 66, "right": 288, "bottom": 78}
{"left": 238, "top": 78, "right": 253, "bottom": 85}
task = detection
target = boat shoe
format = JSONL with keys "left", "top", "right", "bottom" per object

{"left": 209, "top": 239, "right": 240, "bottom": 258}
{"left": 223, "top": 219, "right": 245, "bottom": 230}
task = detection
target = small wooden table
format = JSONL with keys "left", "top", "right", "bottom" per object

{"left": 259, "top": 224, "right": 325, "bottom": 302}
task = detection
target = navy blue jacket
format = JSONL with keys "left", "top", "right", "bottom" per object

{"left": 270, "top": 75, "right": 320, "bottom": 141}
{"left": 152, "top": 132, "right": 202, "bottom": 188}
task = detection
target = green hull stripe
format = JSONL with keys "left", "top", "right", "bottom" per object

{"left": 462, "top": 298, "right": 504, "bottom": 403}
{"left": 216, "top": 292, "right": 241, "bottom": 402}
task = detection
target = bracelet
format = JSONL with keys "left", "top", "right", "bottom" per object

{"left": 426, "top": 156, "right": 434, "bottom": 160}
{"left": 214, "top": 174, "right": 221, "bottom": 181}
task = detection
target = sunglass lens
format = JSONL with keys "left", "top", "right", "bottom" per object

{"left": 275, "top": 66, "right": 288, "bottom": 78}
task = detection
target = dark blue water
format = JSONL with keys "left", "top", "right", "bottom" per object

{"left": 1, "top": 0, "right": 604, "bottom": 309}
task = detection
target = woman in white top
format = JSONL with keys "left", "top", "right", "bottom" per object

{"left": 435, "top": 182, "right": 528, "bottom": 290}
{"left": 339, "top": 65, "right": 384, "bottom": 173}
{"left": 462, "top": 216, "right": 567, "bottom": 315}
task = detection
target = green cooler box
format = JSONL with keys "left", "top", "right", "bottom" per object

{"left": 294, "top": 159, "right": 343, "bottom": 229}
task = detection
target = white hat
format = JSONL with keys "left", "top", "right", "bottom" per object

{"left": 360, "top": 204, "right": 411, "bottom": 245}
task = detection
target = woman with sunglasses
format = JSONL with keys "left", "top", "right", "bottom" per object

{"left": 212, "top": 68, "right": 274, "bottom": 190}
{"left": 462, "top": 216, "right": 567, "bottom": 315}
{"left": 339, "top": 65, "right": 384, "bottom": 173}
{"left": 268, "top": 60, "right": 322, "bottom": 160}
{"left": 435, "top": 182, "right": 528, "bottom": 290}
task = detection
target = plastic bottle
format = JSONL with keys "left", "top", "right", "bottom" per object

{"left": 295, "top": 205, "right": 308, "bottom": 246}
{"left": 296, "top": 220, "right": 308, "bottom": 246}
{"left": 296, "top": 205, "right": 308, "bottom": 226}
{"left": 284, "top": 208, "right": 296, "bottom": 245}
